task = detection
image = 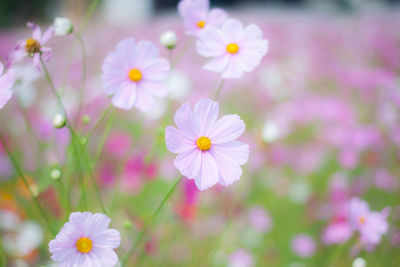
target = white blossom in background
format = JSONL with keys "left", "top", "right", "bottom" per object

{"left": 168, "top": 70, "right": 191, "bottom": 100}
{"left": 289, "top": 180, "right": 311, "bottom": 204}
{"left": 53, "top": 17, "right": 73, "bottom": 36}
{"left": 11, "top": 64, "right": 40, "bottom": 108}
{"left": 352, "top": 257, "right": 367, "bottom": 267}
{"left": 3, "top": 221, "right": 43, "bottom": 257}
{"left": 261, "top": 120, "right": 280, "bottom": 143}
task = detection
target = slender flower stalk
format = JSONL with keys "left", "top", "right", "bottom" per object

{"left": 213, "top": 79, "right": 225, "bottom": 100}
{"left": 0, "top": 132, "right": 56, "bottom": 236}
{"left": 121, "top": 175, "right": 183, "bottom": 266}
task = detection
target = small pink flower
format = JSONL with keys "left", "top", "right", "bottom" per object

{"left": 228, "top": 249, "right": 254, "bottom": 267}
{"left": 322, "top": 221, "right": 352, "bottom": 245}
{"left": 248, "top": 205, "right": 272, "bottom": 233}
{"left": 196, "top": 19, "right": 268, "bottom": 79}
{"left": 0, "top": 62, "right": 14, "bottom": 109}
{"left": 102, "top": 38, "right": 170, "bottom": 111}
{"left": 49, "top": 212, "right": 121, "bottom": 266}
{"left": 9, "top": 22, "right": 54, "bottom": 70}
{"left": 178, "top": 0, "right": 227, "bottom": 36}
{"left": 291, "top": 234, "right": 316, "bottom": 258}
{"left": 165, "top": 98, "right": 249, "bottom": 190}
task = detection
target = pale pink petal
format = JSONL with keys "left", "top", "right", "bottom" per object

{"left": 139, "top": 80, "right": 169, "bottom": 98}
{"left": 0, "top": 69, "right": 14, "bottom": 91}
{"left": 41, "top": 46, "right": 52, "bottom": 62}
{"left": 27, "top": 22, "right": 41, "bottom": 40}
{"left": 92, "top": 229, "right": 121, "bottom": 248}
{"left": 213, "top": 141, "right": 249, "bottom": 165}
{"left": 203, "top": 54, "right": 230, "bottom": 73}
{"left": 241, "top": 39, "right": 269, "bottom": 57}
{"left": 41, "top": 26, "right": 54, "bottom": 44}
{"left": 135, "top": 87, "right": 154, "bottom": 112}
{"left": 84, "top": 213, "right": 111, "bottom": 237}
{"left": 174, "top": 149, "right": 202, "bottom": 179}
{"left": 196, "top": 27, "right": 226, "bottom": 57}
{"left": 0, "top": 90, "right": 12, "bottom": 109}
{"left": 222, "top": 58, "right": 244, "bottom": 79}
{"left": 0, "top": 62, "right": 3, "bottom": 75}
{"left": 212, "top": 150, "right": 243, "bottom": 186}
{"left": 142, "top": 58, "right": 170, "bottom": 82}
{"left": 115, "top": 38, "right": 137, "bottom": 68}
{"left": 33, "top": 54, "right": 41, "bottom": 70}
{"left": 135, "top": 40, "right": 159, "bottom": 66}
{"left": 207, "top": 8, "right": 228, "bottom": 27}
{"left": 174, "top": 102, "right": 198, "bottom": 137}
{"left": 236, "top": 50, "right": 265, "bottom": 73}
{"left": 10, "top": 49, "right": 27, "bottom": 64}
{"left": 240, "top": 24, "right": 263, "bottom": 41}
{"left": 92, "top": 247, "right": 119, "bottom": 266}
{"left": 221, "top": 19, "right": 244, "bottom": 42}
{"left": 111, "top": 83, "right": 137, "bottom": 110}
{"left": 194, "top": 98, "right": 219, "bottom": 135}
{"left": 209, "top": 114, "right": 245, "bottom": 144}
{"left": 195, "top": 152, "right": 219, "bottom": 190}
{"left": 165, "top": 126, "right": 196, "bottom": 153}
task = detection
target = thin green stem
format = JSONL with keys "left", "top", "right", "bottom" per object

{"left": 121, "top": 175, "right": 183, "bottom": 266}
{"left": 73, "top": 32, "right": 87, "bottom": 127}
{"left": 213, "top": 79, "right": 225, "bottom": 101}
{"left": 86, "top": 104, "right": 113, "bottom": 138}
{"left": 171, "top": 37, "right": 193, "bottom": 68}
{"left": 0, "top": 133, "right": 56, "bottom": 236}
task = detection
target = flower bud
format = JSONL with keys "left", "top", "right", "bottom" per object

{"left": 54, "top": 17, "right": 73, "bottom": 36}
{"left": 123, "top": 220, "right": 133, "bottom": 230}
{"left": 53, "top": 114, "right": 66, "bottom": 129}
{"left": 50, "top": 167, "right": 62, "bottom": 181}
{"left": 352, "top": 257, "right": 366, "bottom": 267}
{"left": 80, "top": 136, "right": 88, "bottom": 146}
{"left": 261, "top": 121, "right": 280, "bottom": 143}
{"left": 160, "top": 30, "right": 177, "bottom": 49}
{"left": 81, "top": 114, "right": 91, "bottom": 125}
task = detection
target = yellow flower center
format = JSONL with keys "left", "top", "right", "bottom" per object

{"left": 25, "top": 38, "right": 41, "bottom": 54}
{"left": 129, "top": 68, "right": 142, "bottom": 82}
{"left": 196, "top": 136, "right": 211, "bottom": 151}
{"left": 226, "top": 43, "right": 239, "bottom": 54}
{"left": 358, "top": 216, "right": 366, "bottom": 225}
{"left": 197, "top": 20, "right": 206, "bottom": 28}
{"left": 76, "top": 237, "right": 93, "bottom": 253}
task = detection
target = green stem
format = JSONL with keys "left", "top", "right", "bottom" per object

{"left": 73, "top": 32, "right": 87, "bottom": 127}
{"left": 86, "top": 104, "right": 113, "bottom": 139}
{"left": 121, "top": 175, "right": 183, "bottom": 266}
{"left": 213, "top": 79, "right": 225, "bottom": 101}
{"left": 0, "top": 133, "right": 56, "bottom": 236}
{"left": 171, "top": 37, "right": 193, "bottom": 68}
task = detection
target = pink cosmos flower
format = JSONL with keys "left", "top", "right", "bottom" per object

{"left": 322, "top": 221, "right": 352, "bottom": 245}
{"left": 248, "top": 205, "right": 272, "bottom": 233}
{"left": 348, "top": 197, "right": 389, "bottom": 246}
{"left": 291, "top": 234, "right": 316, "bottom": 258}
{"left": 10, "top": 22, "right": 54, "bottom": 70}
{"left": 0, "top": 62, "right": 14, "bottom": 109}
{"left": 178, "top": 0, "right": 227, "bottom": 36}
{"left": 228, "top": 249, "right": 254, "bottom": 267}
{"left": 165, "top": 98, "right": 249, "bottom": 190}
{"left": 102, "top": 38, "right": 170, "bottom": 111}
{"left": 196, "top": 19, "right": 268, "bottom": 79}
{"left": 49, "top": 212, "right": 121, "bottom": 266}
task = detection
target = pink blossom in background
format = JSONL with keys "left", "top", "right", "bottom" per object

{"left": 291, "top": 234, "right": 316, "bottom": 258}
{"left": 0, "top": 62, "right": 14, "bottom": 109}
{"left": 374, "top": 169, "right": 398, "bottom": 192}
{"left": 348, "top": 197, "right": 390, "bottom": 246}
{"left": 102, "top": 38, "right": 170, "bottom": 111}
{"left": 49, "top": 212, "right": 121, "bottom": 266}
{"left": 196, "top": 19, "right": 268, "bottom": 79}
{"left": 228, "top": 249, "right": 254, "bottom": 267}
{"left": 9, "top": 22, "right": 54, "bottom": 70}
{"left": 105, "top": 131, "right": 132, "bottom": 158}
{"left": 248, "top": 205, "right": 272, "bottom": 233}
{"left": 165, "top": 98, "right": 249, "bottom": 190}
{"left": 322, "top": 220, "right": 352, "bottom": 245}
{"left": 178, "top": 0, "right": 227, "bottom": 36}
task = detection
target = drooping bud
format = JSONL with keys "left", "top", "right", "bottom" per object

{"left": 53, "top": 114, "right": 66, "bottom": 129}
{"left": 160, "top": 30, "right": 178, "bottom": 49}
{"left": 54, "top": 17, "right": 73, "bottom": 36}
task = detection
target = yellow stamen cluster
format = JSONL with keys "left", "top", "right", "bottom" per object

{"left": 226, "top": 43, "right": 239, "bottom": 54}
{"left": 196, "top": 136, "right": 211, "bottom": 151}
{"left": 358, "top": 216, "right": 366, "bottom": 225}
{"left": 129, "top": 68, "right": 142, "bottom": 82}
{"left": 25, "top": 38, "right": 41, "bottom": 54}
{"left": 76, "top": 237, "right": 93, "bottom": 253}
{"left": 197, "top": 20, "right": 206, "bottom": 28}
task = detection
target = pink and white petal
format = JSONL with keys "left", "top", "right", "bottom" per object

{"left": 207, "top": 8, "right": 228, "bottom": 27}
{"left": 27, "top": 22, "right": 41, "bottom": 40}
{"left": 0, "top": 62, "right": 3, "bottom": 75}
{"left": 10, "top": 49, "right": 27, "bottom": 64}
{"left": 92, "top": 247, "right": 119, "bottom": 266}
{"left": 196, "top": 28, "right": 226, "bottom": 57}
{"left": 142, "top": 58, "right": 170, "bottom": 82}
{"left": 209, "top": 114, "right": 245, "bottom": 144}
{"left": 211, "top": 148, "right": 243, "bottom": 186}
{"left": 213, "top": 141, "right": 249, "bottom": 165}
{"left": 236, "top": 51, "right": 264, "bottom": 73}
{"left": 140, "top": 80, "right": 169, "bottom": 98}
{"left": 115, "top": 38, "right": 137, "bottom": 68}
{"left": 203, "top": 55, "right": 230, "bottom": 73}
{"left": 165, "top": 126, "right": 196, "bottom": 153}
{"left": 41, "top": 47, "right": 52, "bottom": 62}
{"left": 33, "top": 54, "right": 41, "bottom": 71}
{"left": 87, "top": 252, "right": 103, "bottom": 267}
{"left": 194, "top": 98, "right": 219, "bottom": 135}
{"left": 178, "top": 0, "right": 208, "bottom": 18}
{"left": 241, "top": 39, "right": 269, "bottom": 56}
{"left": 111, "top": 83, "right": 137, "bottom": 110}
{"left": 221, "top": 57, "right": 245, "bottom": 79}
{"left": 0, "top": 69, "right": 14, "bottom": 91}
{"left": 50, "top": 244, "right": 79, "bottom": 262}
{"left": 134, "top": 87, "right": 154, "bottom": 112}
{"left": 41, "top": 26, "right": 54, "bottom": 44}
{"left": 241, "top": 24, "right": 263, "bottom": 41}
{"left": 104, "top": 76, "right": 129, "bottom": 95}
{"left": 221, "top": 19, "right": 244, "bottom": 42}
{"left": 92, "top": 229, "right": 121, "bottom": 248}
{"left": 134, "top": 40, "right": 159, "bottom": 66}
{"left": 174, "top": 102, "right": 198, "bottom": 137}
{"left": 0, "top": 88, "right": 12, "bottom": 109}
{"left": 194, "top": 152, "right": 219, "bottom": 190}
{"left": 85, "top": 213, "right": 112, "bottom": 237}
{"left": 174, "top": 149, "right": 202, "bottom": 179}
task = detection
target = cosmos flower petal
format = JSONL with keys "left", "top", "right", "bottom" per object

{"left": 174, "top": 149, "right": 202, "bottom": 179}
{"left": 93, "top": 247, "right": 119, "bottom": 266}
{"left": 142, "top": 58, "right": 170, "bottom": 82}
{"left": 222, "top": 58, "right": 244, "bottom": 79}
{"left": 111, "top": 83, "right": 137, "bottom": 110}
{"left": 165, "top": 126, "right": 196, "bottom": 153}
{"left": 209, "top": 114, "right": 245, "bottom": 144}
{"left": 194, "top": 98, "right": 219, "bottom": 135}
{"left": 207, "top": 8, "right": 228, "bottom": 27}
{"left": 85, "top": 213, "right": 112, "bottom": 237}
{"left": 196, "top": 28, "right": 226, "bottom": 57}
{"left": 92, "top": 229, "right": 121, "bottom": 248}
{"left": 174, "top": 102, "right": 198, "bottom": 137}
{"left": 0, "top": 69, "right": 14, "bottom": 92}
{"left": 240, "top": 24, "right": 263, "bottom": 41}
{"left": 0, "top": 90, "right": 13, "bottom": 109}
{"left": 0, "top": 62, "right": 3, "bottom": 75}
{"left": 203, "top": 54, "right": 230, "bottom": 73}
{"left": 27, "top": 22, "right": 41, "bottom": 40}
{"left": 140, "top": 80, "right": 169, "bottom": 98}
{"left": 221, "top": 19, "right": 243, "bottom": 41}
{"left": 213, "top": 151, "right": 242, "bottom": 186}
{"left": 213, "top": 141, "right": 249, "bottom": 165}
{"left": 135, "top": 40, "right": 159, "bottom": 66}
{"left": 41, "top": 26, "right": 55, "bottom": 44}
{"left": 41, "top": 47, "right": 52, "bottom": 62}
{"left": 33, "top": 54, "right": 41, "bottom": 70}
{"left": 135, "top": 87, "right": 154, "bottom": 112}
{"left": 195, "top": 152, "right": 219, "bottom": 190}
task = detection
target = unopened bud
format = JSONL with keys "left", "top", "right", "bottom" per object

{"left": 50, "top": 167, "right": 62, "bottom": 181}
{"left": 160, "top": 30, "right": 177, "bottom": 49}
{"left": 123, "top": 220, "right": 133, "bottom": 230}
{"left": 54, "top": 17, "right": 73, "bottom": 36}
{"left": 53, "top": 114, "right": 66, "bottom": 129}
